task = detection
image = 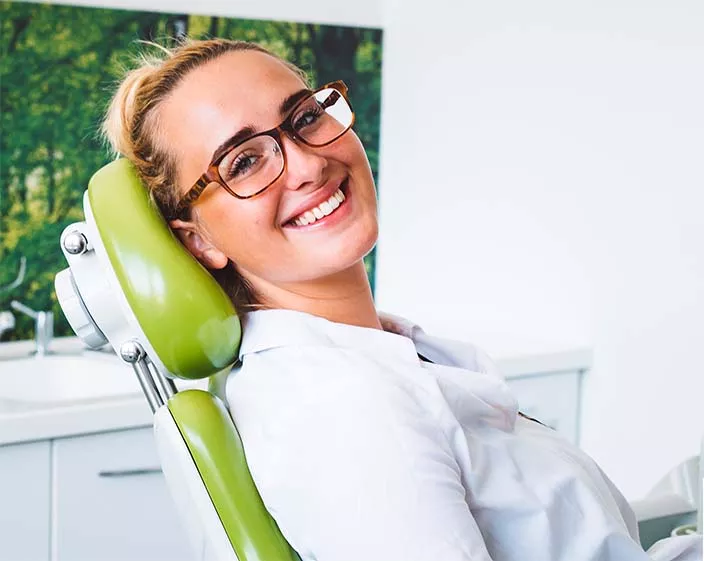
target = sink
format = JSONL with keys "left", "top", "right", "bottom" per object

{"left": 0, "top": 352, "right": 142, "bottom": 404}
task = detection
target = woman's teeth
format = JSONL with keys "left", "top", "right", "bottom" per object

{"left": 292, "top": 188, "right": 346, "bottom": 226}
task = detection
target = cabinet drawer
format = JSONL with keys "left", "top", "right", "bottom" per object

{"left": 53, "top": 428, "right": 194, "bottom": 561}
{"left": 0, "top": 440, "right": 50, "bottom": 561}
{"left": 505, "top": 371, "right": 582, "bottom": 444}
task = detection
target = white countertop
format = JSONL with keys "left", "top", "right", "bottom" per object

{"left": 0, "top": 335, "right": 93, "bottom": 358}
{"left": 0, "top": 337, "right": 153, "bottom": 445}
{"left": 0, "top": 336, "right": 592, "bottom": 447}
{"left": 0, "top": 395, "right": 152, "bottom": 446}
{"left": 498, "top": 348, "right": 592, "bottom": 379}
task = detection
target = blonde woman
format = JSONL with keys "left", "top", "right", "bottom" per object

{"left": 103, "top": 39, "right": 700, "bottom": 561}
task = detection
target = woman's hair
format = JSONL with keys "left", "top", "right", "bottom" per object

{"left": 101, "top": 38, "right": 309, "bottom": 311}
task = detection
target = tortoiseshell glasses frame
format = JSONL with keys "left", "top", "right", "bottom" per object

{"left": 169, "top": 80, "right": 355, "bottom": 220}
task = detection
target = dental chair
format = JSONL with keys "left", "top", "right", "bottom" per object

{"left": 54, "top": 160, "right": 704, "bottom": 560}
{"left": 54, "top": 159, "right": 299, "bottom": 561}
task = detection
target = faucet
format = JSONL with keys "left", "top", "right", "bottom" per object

{"left": 0, "top": 257, "right": 26, "bottom": 295}
{"left": 10, "top": 300, "right": 53, "bottom": 356}
{"left": 0, "top": 311, "right": 15, "bottom": 339}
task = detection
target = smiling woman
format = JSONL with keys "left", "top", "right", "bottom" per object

{"left": 0, "top": 4, "right": 383, "bottom": 342}
{"left": 100, "top": 38, "right": 701, "bottom": 561}
{"left": 103, "top": 40, "right": 379, "bottom": 322}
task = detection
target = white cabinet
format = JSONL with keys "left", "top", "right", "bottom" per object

{"left": 497, "top": 350, "right": 590, "bottom": 445}
{"left": 53, "top": 428, "right": 194, "bottom": 561}
{"left": 506, "top": 371, "right": 583, "bottom": 444}
{"left": 0, "top": 440, "right": 51, "bottom": 561}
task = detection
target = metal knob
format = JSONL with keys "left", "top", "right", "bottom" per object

{"left": 120, "top": 341, "right": 145, "bottom": 363}
{"left": 63, "top": 232, "right": 88, "bottom": 255}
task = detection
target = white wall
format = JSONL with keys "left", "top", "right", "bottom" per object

{"left": 376, "top": 0, "right": 704, "bottom": 499}
{"left": 31, "top": 0, "right": 703, "bottom": 499}
{"left": 40, "top": 0, "right": 383, "bottom": 27}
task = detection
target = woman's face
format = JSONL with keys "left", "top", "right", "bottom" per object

{"left": 159, "top": 50, "right": 378, "bottom": 287}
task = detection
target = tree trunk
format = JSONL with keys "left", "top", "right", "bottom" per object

{"left": 140, "top": 14, "right": 159, "bottom": 41}
{"left": 167, "top": 14, "right": 189, "bottom": 41}
{"left": 6, "top": 15, "right": 32, "bottom": 54}
{"left": 307, "top": 26, "right": 361, "bottom": 90}
{"left": 0, "top": 15, "right": 32, "bottom": 232}
{"left": 209, "top": 17, "right": 219, "bottom": 38}
{"left": 45, "top": 135, "right": 56, "bottom": 216}
{"left": 291, "top": 23, "right": 304, "bottom": 67}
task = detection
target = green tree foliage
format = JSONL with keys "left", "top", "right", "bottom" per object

{"left": 0, "top": 1, "right": 382, "bottom": 341}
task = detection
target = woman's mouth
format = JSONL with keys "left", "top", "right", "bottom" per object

{"left": 285, "top": 179, "right": 350, "bottom": 228}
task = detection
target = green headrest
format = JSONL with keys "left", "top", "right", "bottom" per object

{"left": 88, "top": 159, "right": 241, "bottom": 380}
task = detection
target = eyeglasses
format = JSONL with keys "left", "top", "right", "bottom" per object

{"left": 170, "top": 80, "right": 355, "bottom": 220}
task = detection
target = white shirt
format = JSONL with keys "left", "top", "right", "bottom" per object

{"left": 225, "top": 309, "right": 700, "bottom": 561}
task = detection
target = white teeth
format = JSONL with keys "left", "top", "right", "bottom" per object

{"left": 290, "top": 187, "right": 346, "bottom": 227}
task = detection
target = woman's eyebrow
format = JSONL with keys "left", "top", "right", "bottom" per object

{"left": 210, "top": 88, "right": 312, "bottom": 163}
{"left": 279, "top": 88, "right": 312, "bottom": 115}
{"left": 210, "top": 125, "right": 258, "bottom": 162}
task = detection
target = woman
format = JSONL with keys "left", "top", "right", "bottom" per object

{"left": 102, "top": 38, "right": 700, "bottom": 561}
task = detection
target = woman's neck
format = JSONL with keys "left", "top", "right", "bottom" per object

{"left": 243, "top": 261, "right": 382, "bottom": 330}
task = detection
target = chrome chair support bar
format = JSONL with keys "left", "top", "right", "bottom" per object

{"left": 120, "top": 341, "right": 163, "bottom": 413}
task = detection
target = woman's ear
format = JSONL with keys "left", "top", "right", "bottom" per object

{"left": 169, "top": 219, "right": 229, "bottom": 270}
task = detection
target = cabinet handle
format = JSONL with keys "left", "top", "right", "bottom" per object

{"left": 98, "top": 467, "right": 162, "bottom": 478}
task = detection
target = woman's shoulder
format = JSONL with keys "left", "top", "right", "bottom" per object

{"left": 378, "top": 311, "right": 504, "bottom": 379}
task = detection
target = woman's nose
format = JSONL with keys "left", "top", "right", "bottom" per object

{"left": 278, "top": 133, "right": 328, "bottom": 191}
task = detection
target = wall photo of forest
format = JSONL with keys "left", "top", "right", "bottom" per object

{"left": 0, "top": 1, "right": 383, "bottom": 341}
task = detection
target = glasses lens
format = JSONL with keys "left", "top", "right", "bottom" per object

{"left": 292, "top": 87, "right": 353, "bottom": 146}
{"left": 217, "top": 135, "right": 283, "bottom": 197}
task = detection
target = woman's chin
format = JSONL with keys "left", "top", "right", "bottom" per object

{"left": 331, "top": 219, "right": 377, "bottom": 263}
{"left": 304, "top": 234, "right": 377, "bottom": 281}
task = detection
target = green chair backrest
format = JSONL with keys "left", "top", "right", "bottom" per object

{"left": 86, "top": 159, "right": 299, "bottom": 561}
{"left": 88, "top": 158, "right": 240, "bottom": 380}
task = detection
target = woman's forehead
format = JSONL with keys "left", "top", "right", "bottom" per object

{"left": 180, "top": 50, "right": 304, "bottom": 113}
{"left": 161, "top": 51, "right": 304, "bottom": 177}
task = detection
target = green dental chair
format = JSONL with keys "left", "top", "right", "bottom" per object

{"left": 55, "top": 159, "right": 299, "bottom": 561}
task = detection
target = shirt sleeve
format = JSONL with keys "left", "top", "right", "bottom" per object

{"left": 236, "top": 369, "right": 495, "bottom": 561}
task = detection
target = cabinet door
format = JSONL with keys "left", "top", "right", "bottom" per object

{"left": 0, "top": 440, "right": 50, "bottom": 561}
{"left": 53, "top": 428, "right": 195, "bottom": 561}
{"left": 506, "top": 371, "right": 582, "bottom": 444}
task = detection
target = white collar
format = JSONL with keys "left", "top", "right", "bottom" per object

{"left": 239, "top": 309, "right": 422, "bottom": 365}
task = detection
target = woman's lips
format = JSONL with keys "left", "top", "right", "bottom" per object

{"left": 281, "top": 177, "right": 347, "bottom": 226}
{"left": 284, "top": 178, "right": 351, "bottom": 230}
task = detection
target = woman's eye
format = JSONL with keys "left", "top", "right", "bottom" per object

{"left": 293, "top": 107, "right": 323, "bottom": 129}
{"left": 226, "top": 153, "right": 259, "bottom": 180}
